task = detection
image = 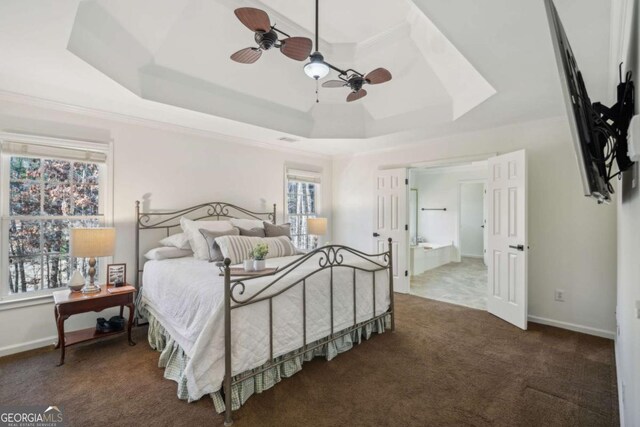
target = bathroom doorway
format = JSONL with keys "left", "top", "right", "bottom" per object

{"left": 409, "top": 163, "right": 488, "bottom": 310}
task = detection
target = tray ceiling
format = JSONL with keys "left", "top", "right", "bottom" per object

{"left": 67, "top": 0, "right": 496, "bottom": 139}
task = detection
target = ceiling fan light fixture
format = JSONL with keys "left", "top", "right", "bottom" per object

{"left": 304, "top": 52, "right": 330, "bottom": 80}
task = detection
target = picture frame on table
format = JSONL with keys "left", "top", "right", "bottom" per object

{"left": 106, "top": 263, "right": 126, "bottom": 287}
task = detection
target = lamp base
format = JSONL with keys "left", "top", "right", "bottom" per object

{"left": 81, "top": 283, "right": 101, "bottom": 294}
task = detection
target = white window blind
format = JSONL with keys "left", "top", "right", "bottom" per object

{"left": 1, "top": 141, "right": 107, "bottom": 163}
{"left": 286, "top": 169, "right": 321, "bottom": 184}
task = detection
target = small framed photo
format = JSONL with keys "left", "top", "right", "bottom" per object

{"left": 106, "top": 263, "right": 126, "bottom": 287}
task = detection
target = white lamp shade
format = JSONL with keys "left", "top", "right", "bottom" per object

{"left": 304, "top": 61, "right": 330, "bottom": 79}
{"left": 70, "top": 228, "right": 116, "bottom": 257}
{"left": 307, "top": 217, "right": 327, "bottom": 236}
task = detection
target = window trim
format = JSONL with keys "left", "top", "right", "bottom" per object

{"left": 284, "top": 167, "right": 322, "bottom": 250}
{"left": 0, "top": 133, "right": 114, "bottom": 304}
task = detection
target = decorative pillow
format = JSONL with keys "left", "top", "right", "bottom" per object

{"left": 264, "top": 222, "right": 291, "bottom": 238}
{"left": 180, "top": 217, "right": 233, "bottom": 260}
{"left": 215, "top": 235, "right": 297, "bottom": 265}
{"left": 230, "top": 218, "right": 264, "bottom": 230}
{"left": 199, "top": 228, "right": 240, "bottom": 261}
{"left": 238, "top": 227, "right": 266, "bottom": 237}
{"left": 159, "top": 232, "right": 191, "bottom": 250}
{"left": 144, "top": 247, "right": 193, "bottom": 260}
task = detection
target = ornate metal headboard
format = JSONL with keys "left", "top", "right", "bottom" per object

{"left": 135, "top": 201, "right": 276, "bottom": 290}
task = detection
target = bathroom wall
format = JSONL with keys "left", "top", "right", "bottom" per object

{"left": 460, "top": 182, "right": 485, "bottom": 258}
{"left": 409, "top": 164, "right": 487, "bottom": 260}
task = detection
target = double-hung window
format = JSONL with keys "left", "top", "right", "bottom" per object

{"left": 286, "top": 169, "right": 321, "bottom": 250}
{"left": 1, "top": 135, "right": 111, "bottom": 300}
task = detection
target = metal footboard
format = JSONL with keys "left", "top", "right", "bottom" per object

{"left": 222, "top": 239, "right": 395, "bottom": 426}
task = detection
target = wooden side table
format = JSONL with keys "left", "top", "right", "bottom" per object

{"left": 53, "top": 284, "right": 136, "bottom": 366}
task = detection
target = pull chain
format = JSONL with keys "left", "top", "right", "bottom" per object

{"left": 315, "top": 78, "right": 319, "bottom": 103}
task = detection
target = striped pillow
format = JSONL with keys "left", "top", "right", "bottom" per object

{"left": 215, "top": 235, "right": 297, "bottom": 265}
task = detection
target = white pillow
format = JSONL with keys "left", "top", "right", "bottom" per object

{"left": 180, "top": 217, "right": 233, "bottom": 260}
{"left": 215, "top": 235, "right": 297, "bottom": 265}
{"left": 144, "top": 247, "right": 193, "bottom": 260}
{"left": 230, "top": 218, "right": 265, "bottom": 230}
{"left": 159, "top": 232, "right": 191, "bottom": 250}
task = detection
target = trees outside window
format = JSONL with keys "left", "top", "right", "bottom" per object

{"left": 287, "top": 179, "right": 318, "bottom": 250}
{"left": 7, "top": 157, "right": 102, "bottom": 295}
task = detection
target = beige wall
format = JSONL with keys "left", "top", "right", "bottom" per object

{"left": 333, "top": 117, "right": 617, "bottom": 337}
{"left": 0, "top": 99, "right": 332, "bottom": 356}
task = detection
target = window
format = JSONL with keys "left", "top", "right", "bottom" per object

{"left": 286, "top": 169, "right": 320, "bottom": 250}
{"left": 1, "top": 136, "right": 110, "bottom": 299}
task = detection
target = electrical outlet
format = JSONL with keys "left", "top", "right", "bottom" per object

{"left": 554, "top": 289, "right": 565, "bottom": 302}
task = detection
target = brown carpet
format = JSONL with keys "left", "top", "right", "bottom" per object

{"left": 0, "top": 294, "right": 618, "bottom": 427}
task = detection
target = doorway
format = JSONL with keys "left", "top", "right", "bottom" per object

{"left": 408, "top": 163, "right": 489, "bottom": 310}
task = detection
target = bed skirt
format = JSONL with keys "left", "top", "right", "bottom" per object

{"left": 139, "top": 304, "right": 390, "bottom": 413}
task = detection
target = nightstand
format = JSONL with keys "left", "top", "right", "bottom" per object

{"left": 53, "top": 284, "right": 136, "bottom": 366}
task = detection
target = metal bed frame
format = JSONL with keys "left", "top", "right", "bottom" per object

{"left": 135, "top": 201, "right": 394, "bottom": 426}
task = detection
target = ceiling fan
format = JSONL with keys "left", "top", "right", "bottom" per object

{"left": 230, "top": 7, "right": 313, "bottom": 64}
{"left": 321, "top": 68, "right": 392, "bottom": 102}
{"left": 301, "top": 0, "right": 392, "bottom": 102}
{"left": 230, "top": 1, "right": 392, "bottom": 103}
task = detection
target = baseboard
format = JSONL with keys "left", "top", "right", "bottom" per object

{"left": 0, "top": 335, "right": 56, "bottom": 358}
{"left": 528, "top": 315, "right": 616, "bottom": 339}
{"left": 460, "top": 253, "right": 484, "bottom": 259}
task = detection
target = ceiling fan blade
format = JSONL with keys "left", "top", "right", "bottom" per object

{"left": 322, "top": 80, "right": 347, "bottom": 88}
{"left": 365, "top": 68, "right": 392, "bottom": 85}
{"left": 230, "top": 47, "right": 262, "bottom": 64}
{"left": 347, "top": 89, "right": 367, "bottom": 102}
{"left": 280, "top": 37, "right": 313, "bottom": 61}
{"left": 234, "top": 7, "right": 271, "bottom": 32}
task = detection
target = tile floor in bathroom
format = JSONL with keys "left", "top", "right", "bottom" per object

{"left": 410, "top": 257, "right": 488, "bottom": 310}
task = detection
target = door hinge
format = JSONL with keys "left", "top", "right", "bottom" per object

{"left": 405, "top": 178, "right": 409, "bottom": 185}
{"left": 405, "top": 270, "right": 408, "bottom": 277}
{"left": 405, "top": 224, "right": 408, "bottom": 231}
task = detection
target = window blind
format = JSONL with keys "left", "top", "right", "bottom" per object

{"left": 286, "top": 168, "right": 321, "bottom": 184}
{"left": 1, "top": 141, "right": 108, "bottom": 163}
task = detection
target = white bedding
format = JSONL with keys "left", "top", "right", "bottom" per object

{"left": 141, "top": 253, "right": 390, "bottom": 400}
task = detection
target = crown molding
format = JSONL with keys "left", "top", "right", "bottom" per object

{"left": 0, "top": 90, "right": 331, "bottom": 160}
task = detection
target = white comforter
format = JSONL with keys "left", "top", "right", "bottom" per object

{"left": 141, "top": 253, "right": 390, "bottom": 400}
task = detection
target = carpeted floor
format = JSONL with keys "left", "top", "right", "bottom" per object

{"left": 0, "top": 295, "right": 618, "bottom": 427}
{"left": 411, "top": 257, "right": 488, "bottom": 310}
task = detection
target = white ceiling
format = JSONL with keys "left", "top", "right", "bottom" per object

{"left": 0, "top": 0, "right": 612, "bottom": 156}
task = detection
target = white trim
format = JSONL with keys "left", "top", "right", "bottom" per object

{"left": 0, "top": 90, "right": 331, "bottom": 160}
{"left": 528, "top": 315, "right": 616, "bottom": 340}
{"left": 384, "top": 153, "right": 497, "bottom": 170}
{"left": 0, "top": 293, "right": 53, "bottom": 311}
{"left": 0, "top": 334, "right": 57, "bottom": 358}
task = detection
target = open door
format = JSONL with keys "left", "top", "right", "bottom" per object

{"left": 483, "top": 183, "right": 488, "bottom": 266}
{"left": 373, "top": 168, "right": 409, "bottom": 294}
{"left": 487, "top": 150, "right": 528, "bottom": 329}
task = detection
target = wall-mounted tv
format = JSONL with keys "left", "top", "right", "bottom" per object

{"left": 544, "top": 0, "right": 635, "bottom": 204}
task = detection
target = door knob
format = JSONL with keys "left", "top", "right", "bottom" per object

{"left": 509, "top": 244, "right": 525, "bottom": 251}
{"left": 373, "top": 232, "right": 380, "bottom": 237}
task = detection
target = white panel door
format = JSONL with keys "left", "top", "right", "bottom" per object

{"left": 483, "top": 183, "right": 489, "bottom": 266}
{"left": 373, "top": 169, "right": 409, "bottom": 294}
{"left": 487, "top": 150, "right": 528, "bottom": 329}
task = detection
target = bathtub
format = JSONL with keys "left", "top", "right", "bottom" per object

{"left": 410, "top": 242, "right": 454, "bottom": 276}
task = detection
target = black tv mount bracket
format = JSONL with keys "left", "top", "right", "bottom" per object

{"left": 592, "top": 64, "right": 635, "bottom": 176}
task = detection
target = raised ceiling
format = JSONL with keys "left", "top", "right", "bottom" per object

{"left": 67, "top": 0, "right": 495, "bottom": 139}
{"left": 0, "top": 0, "right": 612, "bottom": 155}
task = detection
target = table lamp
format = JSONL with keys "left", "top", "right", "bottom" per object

{"left": 307, "top": 217, "right": 327, "bottom": 249}
{"left": 70, "top": 228, "right": 116, "bottom": 294}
